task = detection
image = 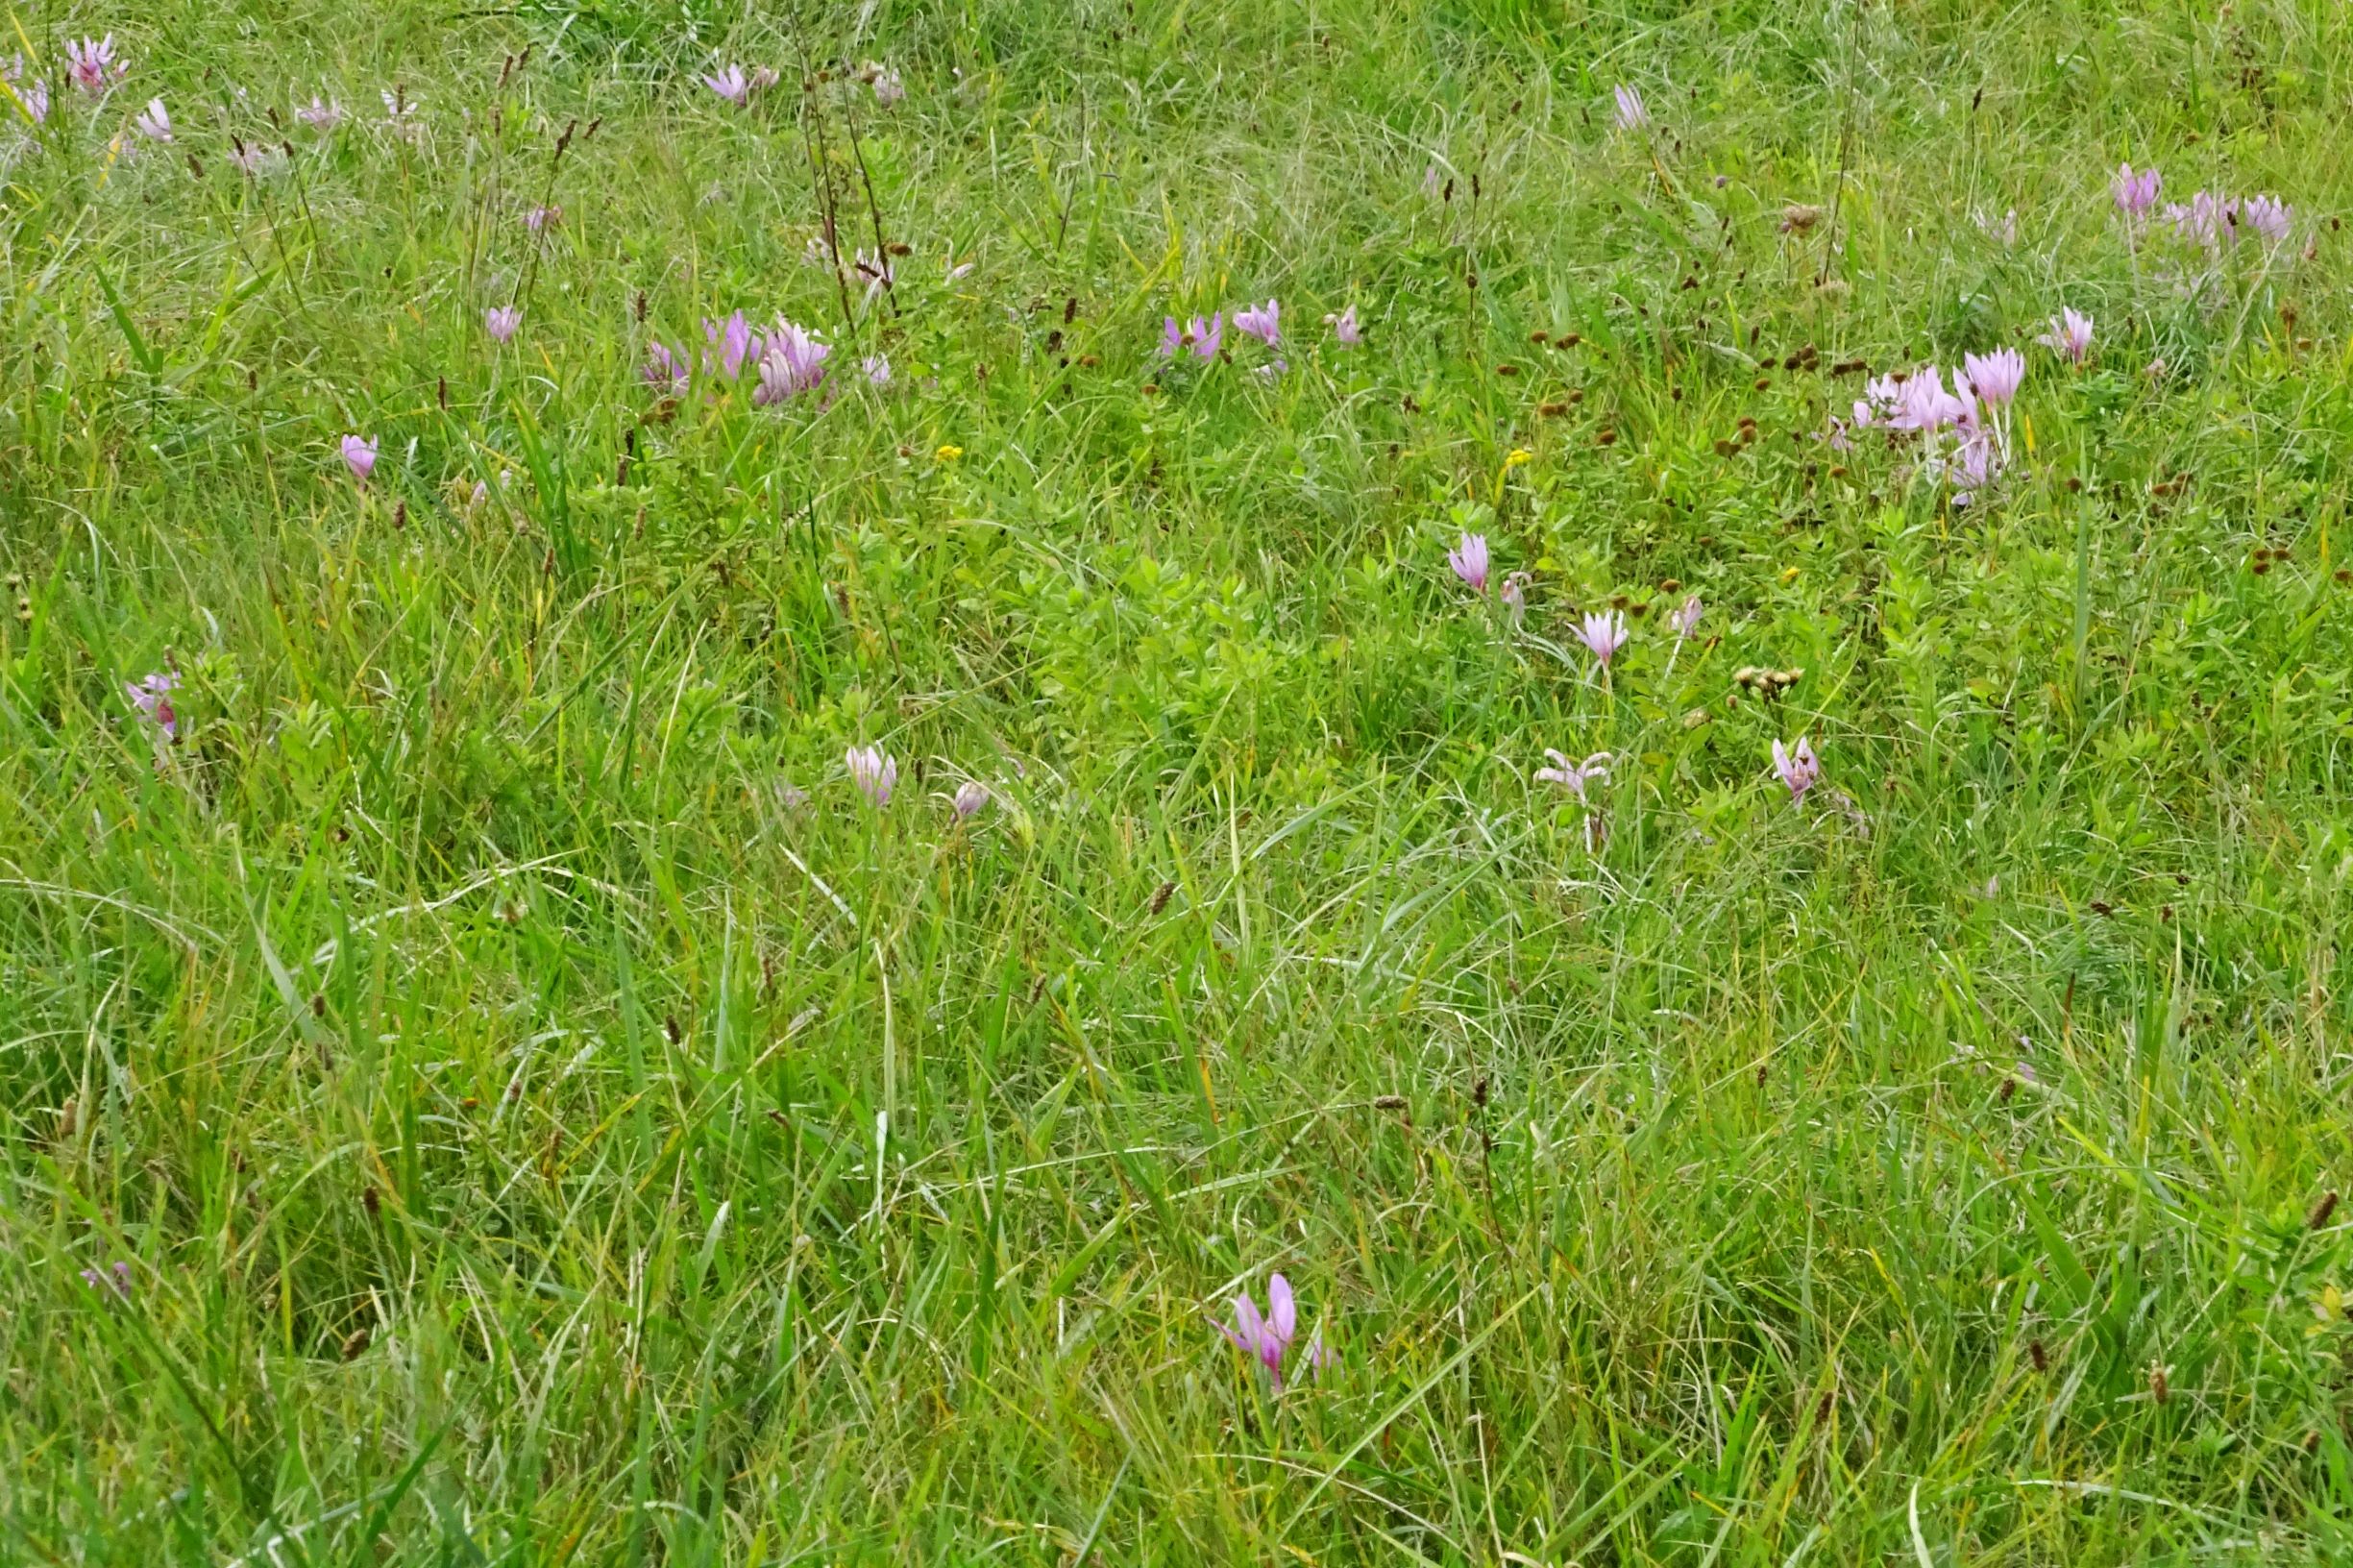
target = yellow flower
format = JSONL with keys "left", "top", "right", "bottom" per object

{"left": 1504, "top": 448, "right": 1533, "bottom": 468}
{"left": 935, "top": 444, "right": 964, "bottom": 462}
{"left": 1779, "top": 566, "right": 1801, "bottom": 585}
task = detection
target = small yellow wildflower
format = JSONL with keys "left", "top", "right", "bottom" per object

{"left": 935, "top": 444, "right": 964, "bottom": 462}
{"left": 1504, "top": 448, "right": 1533, "bottom": 468}
{"left": 1779, "top": 566, "right": 1802, "bottom": 585}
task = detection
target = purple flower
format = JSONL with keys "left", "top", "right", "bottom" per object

{"left": 702, "top": 64, "right": 752, "bottom": 105}
{"left": 1854, "top": 367, "right": 1973, "bottom": 433}
{"left": 134, "top": 98, "right": 171, "bottom": 142}
{"left": 484, "top": 306, "right": 522, "bottom": 343}
{"left": 862, "top": 354, "right": 892, "bottom": 387}
{"left": 642, "top": 340, "right": 687, "bottom": 393}
{"left": 340, "top": 434, "right": 377, "bottom": 483}
{"left": 297, "top": 95, "right": 343, "bottom": 132}
{"left": 80, "top": 1262, "right": 133, "bottom": 1299}
{"left": 1216, "top": 1273, "right": 1330, "bottom": 1391}
{"left": 2039, "top": 307, "right": 2093, "bottom": 365}
{"left": 2234, "top": 193, "right": 2293, "bottom": 246}
{"left": 2112, "top": 162, "right": 2161, "bottom": 219}
{"left": 1578, "top": 609, "right": 1628, "bottom": 667}
{"left": 1949, "top": 428, "right": 2001, "bottom": 504}
{"left": 1499, "top": 571, "right": 1529, "bottom": 625}
{"left": 1234, "top": 299, "right": 1281, "bottom": 348}
{"left": 952, "top": 780, "right": 989, "bottom": 819}
{"left": 1962, "top": 348, "right": 2024, "bottom": 406}
{"left": 1189, "top": 312, "right": 1223, "bottom": 360}
{"left": 703, "top": 311, "right": 758, "bottom": 377}
{"left": 1668, "top": 594, "right": 1703, "bottom": 640}
{"left": 752, "top": 319, "right": 830, "bottom": 405}
{"left": 1612, "top": 84, "right": 1649, "bottom": 133}
{"left": 523, "top": 205, "right": 561, "bottom": 234}
{"left": 1447, "top": 531, "right": 1489, "bottom": 594}
{"left": 846, "top": 745, "right": 897, "bottom": 807}
{"left": 1325, "top": 305, "right": 1361, "bottom": 347}
{"left": 125, "top": 672, "right": 180, "bottom": 741}
{"left": 10, "top": 69, "right": 49, "bottom": 125}
{"left": 1158, "top": 315, "right": 1184, "bottom": 358}
{"left": 1771, "top": 736, "right": 1820, "bottom": 805}
{"left": 869, "top": 64, "right": 905, "bottom": 106}
{"left": 1534, "top": 748, "right": 1611, "bottom": 799}
{"left": 65, "top": 36, "right": 125, "bottom": 99}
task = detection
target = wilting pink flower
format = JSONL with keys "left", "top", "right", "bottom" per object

{"left": 862, "top": 354, "right": 892, "bottom": 387}
{"left": 1612, "top": 84, "right": 1649, "bottom": 133}
{"left": 752, "top": 319, "right": 830, "bottom": 404}
{"left": 65, "top": 36, "right": 125, "bottom": 98}
{"left": 702, "top": 64, "right": 752, "bottom": 105}
{"left": 340, "top": 434, "right": 377, "bottom": 483}
{"left": 1669, "top": 594, "right": 1703, "bottom": 640}
{"left": 484, "top": 306, "right": 521, "bottom": 343}
{"left": 2112, "top": 162, "right": 2161, "bottom": 219}
{"left": 2039, "top": 307, "right": 2093, "bottom": 364}
{"left": 952, "top": 780, "right": 989, "bottom": 819}
{"left": 297, "top": 94, "right": 343, "bottom": 132}
{"left": 703, "top": 311, "right": 758, "bottom": 377}
{"left": 125, "top": 672, "right": 180, "bottom": 741}
{"left": 1216, "top": 1273, "right": 1330, "bottom": 1391}
{"left": 1447, "top": 531, "right": 1489, "bottom": 594}
{"left": 1771, "top": 736, "right": 1820, "bottom": 805}
{"left": 870, "top": 65, "right": 905, "bottom": 106}
{"left": 1188, "top": 312, "right": 1223, "bottom": 360}
{"left": 1579, "top": 610, "right": 1628, "bottom": 667}
{"left": 1499, "top": 572, "right": 1529, "bottom": 625}
{"left": 1534, "top": 748, "right": 1610, "bottom": 799}
{"left": 1234, "top": 299, "right": 1281, "bottom": 348}
{"left": 642, "top": 340, "right": 687, "bottom": 393}
{"left": 81, "top": 1262, "right": 133, "bottom": 1299}
{"left": 1324, "top": 305, "right": 1361, "bottom": 347}
{"left": 846, "top": 745, "right": 897, "bottom": 807}
{"left": 134, "top": 98, "right": 171, "bottom": 142}
{"left": 1962, "top": 348, "right": 2024, "bottom": 405}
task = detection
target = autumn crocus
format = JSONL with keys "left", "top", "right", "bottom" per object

{"left": 296, "top": 94, "right": 343, "bottom": 132}
{"left": 2039, "top": 308, "right": 2093, "bottom": 365}
{"left": 1962, "top": 348, "right": 2024, "bottom": 406}
{"left": 846, "top": 745, "right": 897, "bottom": 808}
{"left": 1447, "top": 532, "right": 1489, "bottom": 594}
{"left": 133, "top": 98, "right": 171, "bottom": 142}
{"left": 870, "top": 65, "right": 905, "bottom": 106}
{"left": 1499, "top": 572, "right": 1529, "bottom": 626}
{"left": 484, "top": 306, "right": 521, "bottom": 344}
{"left": 3, "top": 60, "right": 49, "bottom": 125}
{"left": 523, "top": 205, "right": 561, "bottom": 234}
{"left": 952, "top": 780, "right": 989, "bottom": 819}
{"left": 1668, "top": 594, "right": 1703, "bottom": 640}
{"left": 752, "top": 319, "right": 830, "bottom": 405}
{"left": 1612, "top": 84, "right": 1649, "bottom": 133}
{"left": 702, "top": 64, "right": 752, "bottom": 105}
{"left": 65, "top": 36, "right": 125, "bottom": 98}
{"left": 1325, "top": 305, "right": 1361, "bottom": 347}
{"left": 1772, "top": 736, "right": 1820, "bottom": 805}
{"left": 1579, "top": 610, "right": 1629, "bottom": 668}
{"left": 80, "top": 1262, "right": 133, "bottom": 1299}
{"left": 1216, "top": 1273, "right": 1330, "bottom": 1392}
{"left": 703, "top": 311, "right": 758, "bottom": 378}
{"left": 1234, "top": 299, "right": 1281, "bottom": 349}
{"left": 1534, "top": 748, "right": 1611, "bottom": 800}
{"left": 125, "top": 672, "right": 180, "bottom": 742}
{"left": 340, "top": 434, "right": 377, "bottom": 483}
{"left": 2112, "top": 162, "right": 2161, "bottom": 219}
{"left": 642, "top": 340, "right": 687, "bottom": 393}
{"left": 1189, "top": 312, "right": 1223, "bottom": 360}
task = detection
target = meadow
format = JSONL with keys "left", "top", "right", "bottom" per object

{"left": 6, "top": 0, "right": 2353, "bottom": 1560}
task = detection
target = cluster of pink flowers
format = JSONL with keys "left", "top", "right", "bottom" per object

{"left": 841, "top": 746, "right": 993, "bottom": 821}
{"left": 640, "top": 313, "right": 831, "bottom": 405}
{"left": 1159, "top": 297, "right": 1360, "bottom": 368}
{"left": 2166, "top": 188, "right": 2294, "bottom": 251}
{"left": 5, "top": 54, "right": 52, "bottom": 125}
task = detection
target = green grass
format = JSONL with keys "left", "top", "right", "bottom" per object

{"left": 7, "top": 0, "right": 2353, "bottom": 1560}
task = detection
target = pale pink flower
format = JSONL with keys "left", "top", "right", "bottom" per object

{"left": 483, "top": 306, "right": 522, "bottom": 343}
{"left": 1447, "top": 532, "right": 1489, "bottom": 594}
{"left": 297, "top": 95, "right": 343, "bottom": 132}
{"left": 1668, "top": 594, "right": 1703, "bottom": 640}
{"left": 5, "top": 61, "right": 49, "bottom": 125}
{"left": 1962, "top": 348, "right": 2024, "bottom": 406}
{"left": 1771, "top": 736, "right": 1820, "bottom": 805}
{"left": 1158, "top": 316, "right": 1184, "bottom": 358}
{"left": 1215, "top": 1273, "right": 1330, "bottom": 1391}
{"left": 869, "top": 65, "right": 905, "bottom": 106}
{"left": 340, "top": 434, "right": 377, "bottom": 483}
{"left": 81, "top": 1262, "right": 134, "bottom": 1299}
{"left": 1499, "top": 571, "right": 1530, "bottom": 625}
{"left": 642, "top": 340, "right": 687, "bottom": 393}
{"left": 1533, "top": 749, "right": 1610, "bottom": 800}
{"left": 952, "top": 780, "right": 989, "bottom": 819}
{"left": 133, "top": 98, "right": 171, "bottom": 142}
{"left": 1234, "top": 299, "right": 1281, "bottom": 348}
{"left": 2039, "top": 307, "right": 2093, "bottom": 365}
{"left": 752, "top": 319, "right": 830, "bottom": 404}
{"left": 2234, "top": 193, "right": 2293, "bottom": 246}
{"left": 862, "top": 354, "right": 892, "bottom": 387}
{"left": 1187, "top": 311, "right": 1223, "bottom": 359}
{"left": 1324, "top": 304, "right": 1361, "bottom": 347}
{"left": 65, "top": 36, "right": 125, "bottom": 99}
{"left": 1578, "top": 610, "right": 1628, "bottom": 667}
{"left": 846, "top": 745, "right": 897, "bottom": 807}
{"left": 703, "top": 311, "right": 758, "bottom": 377}
{"left": 1612, "top": 84, "right": 1649, "bottom": 133}
{"left": 523, "top": 205, "right": 561, "bottom": 234}
{"left": 125, "top": 672, "right": 180, "bottom": 741}
{"left": 702, "top": 64, "right": 752, "bottom": 106}
{"left": 2112, "top": 162, "right": 2161, "bottom": 219}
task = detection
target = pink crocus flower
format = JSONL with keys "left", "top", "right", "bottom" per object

{"left": 484, "top": 306, "right": 522, "bottom": 343}
{"left": 1189, "top": 312, "right": 1223, "bottom": 360}
{"left": 702, "top": 64, "right": 752, "bottom": 105}
{"left": 1234, "top": 299, "right": 1281, "bottom": 348}
{"left": 952, "top": 780, "right": 989, "bottom": 819}
{"left": 7, "top": 64, "right": 49, "bottom": 125}
{"left": 523, "top": 205, "right": 561, "bottom": 234}
{"left": 2234, "top": 193, "right": 2292, "bottom": 246}
{"left": 751, "top": 319, "right": 829, "bottom": 404}
{"left": 1447, "top": 532, "right": 1489, "bottom": 594}
{"left": 1499, "top": 572, "right": 1530, "bottom": 625}
{"left": 125, "top": 672, "right": 180, "bottom": 741}
{"left": 703, "top": 311, "right": 758, "bottom": 377}
{"left": 1216, "top": 1273, "right": 1330, "bottom": 1391}
{"left": 1612, "top": 84, "right": 1649, "bottom": 133}
{"left": 1771, "top": 736, "right": 1820, "bottom": 805}
{"left": 1962, "top": 348, "right": 2024, "bottom": 406}
{"left": 861, "top": 354, "right": 892, "bottom": 387}
{"left": 81, "top": 1262, "right": 134, "bottom": 1298}
{"left": 340, "top": 434, "right": 377, "bottom": 483}
{"left": 297, "top": 94, "right": 343, "bottom": 132}
{"left": 1668, "top": 594, "right": 1703, "bottom": 640}
{"left": 1579, "top": 610, "right": 1629, "bottom": 667}
{"left": 1158, "top": 316, "right": 1184, "bottom": 358}
{"left": 846, "top": 745, "right": 897, "bottom": 807}
{"left": 642, "top": 340, "right": 687, "bottom": 393}
{"left": 870, "top": 65, "right": 905, "bottom": 106}
{"left": 134, "top": 98, "right": 171, "bottom": 142}
{"left": 2112, "top": 162, "right": 2161, "bottom": 219}
{"left": 1324, "top": 305, "right": 1361, "bottom": 347}
{"left": 65, "top": 36, "right": 125, "bottom": 99}
{"left": 2039, "top": 308, "right": 2093, "bottom": 365}
{"left": 1534, "top": 748, "right": 1611, "bottom": 800}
